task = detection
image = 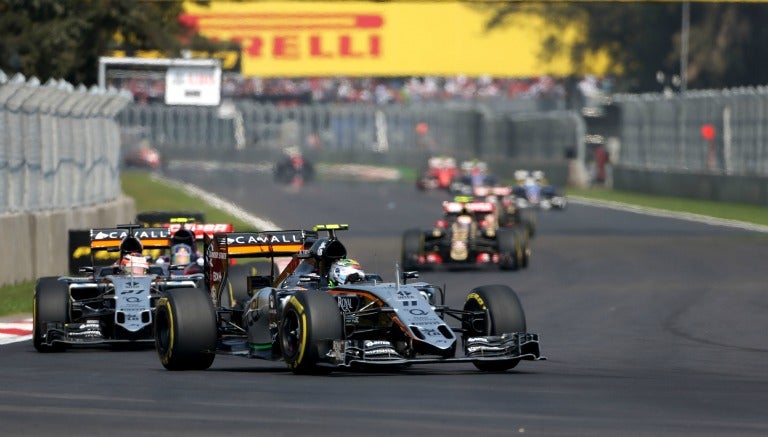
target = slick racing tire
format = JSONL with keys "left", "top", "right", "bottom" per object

{"left": 522, "top": 209, "right": 537, "bottom": 238}
{"left": 401, "top": 229, "right": 425, "bottom": 271}
{"left": 462, "top": 285, "right": 527, "bottom": 372}
{"left": 155, "top": 287, "right": 217, "bottom": 370}
{"left": 496, "top": 228, "right": 520, "bottom": 271}
{"left": 520, "top": 228, "right": 531, "bottom": 269}
{"left": 33, "top": 277, "right": 70, "bottom": 353}
{"left": 280, "top": 290, "right": 343, "bottom": 374}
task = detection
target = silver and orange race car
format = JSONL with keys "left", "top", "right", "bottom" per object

{"left": 154, "top": 224, "right": 544, "bottom": 373}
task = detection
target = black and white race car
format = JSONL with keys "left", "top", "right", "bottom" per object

{"left": 401, "top": 197, "right": 530, "bottom": 271}
{"left": 33, "top": 225, "right": 204, "bottom": 351}
{"left": 154, "top": 224, "right": 544, "bottom": 373}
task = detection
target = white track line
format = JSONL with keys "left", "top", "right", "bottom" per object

{"left": 569, "top": 196, "right": 768, "bottom": 233}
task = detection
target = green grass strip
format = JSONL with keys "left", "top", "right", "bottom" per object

{"left": 567, "top": 187, "right": 768, "bottom": 227}
{"left": 0, "top": 170, "right": 257, "bottom": 317}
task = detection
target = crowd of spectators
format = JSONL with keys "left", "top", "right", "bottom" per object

{"left": 110, "top": 74, "right": 612, "bottom": 107}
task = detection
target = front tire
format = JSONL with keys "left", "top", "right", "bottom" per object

{"left": 33, "top": 277, "right": 70, "bottom": 352}
{"left": 155, "top": 288, "right": 218, "bottom": 370}
{"left": 462, "top": 285, "right": 527, "bottom": 371}
{"left": 280, "top": 291, "right": 342, "bottom": 374}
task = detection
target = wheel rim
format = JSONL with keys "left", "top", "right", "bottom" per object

{"left": 281, "top": 308, "right": 302, "bottom": 360}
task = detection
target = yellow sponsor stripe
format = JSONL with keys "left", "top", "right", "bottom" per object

{"left": 466, "top": 292, "right": 487, "bottom": 310}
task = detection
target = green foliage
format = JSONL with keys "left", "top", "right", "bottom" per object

{"left": 0, "top": 280, "right": 35, "bottom": 318}
{"left": 567, "top": 187, "right": 768, "bottom": 227}
{"left": 0, "top": 169, "right": 262, "bottom": 317}
{"left": 121, "top": 170, "right": 259, "bottom": 232}
{"left": 0, "top": 0, "right": 219, "bottom": 85}
{"left": 481, "top": 2, "right": 768, "bottom": 92}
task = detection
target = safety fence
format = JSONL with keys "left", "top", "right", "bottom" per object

{"left": 0, "top": 70, "right": 131, "bottom": 214}
{"left": 613, "top": 87, "right": 768, "bottom": 177}
{"left": 117, "top": 97, "right": 584, "bottom": 187}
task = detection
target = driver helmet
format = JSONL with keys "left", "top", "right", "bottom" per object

{"left": 329, "top": 258, "right": 365, "bottom": 285}
{"left": 121, "top": 252, "right": 148, "bottom": 275}
{"left": 171, "top": 228, "right": 195, "bottom": 248}
{"left": 171, "top": 244, "right": 192, "bottom": 265}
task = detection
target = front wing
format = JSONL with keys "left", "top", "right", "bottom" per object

{"left": 36, "top": 320, "right": 154, "bottom": 347}
{"left": 326, "top": 332, "right": 544, "bottom": 367}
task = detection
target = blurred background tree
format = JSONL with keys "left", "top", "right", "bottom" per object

{"left": 0, "top": 0, "right": 221, "bottom": 85}
{"left": 481, "top": 1, "right": 768, "bottom": 92}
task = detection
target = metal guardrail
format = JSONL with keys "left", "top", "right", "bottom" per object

{"left": 0, "top": 70, "right": 131, "bottom": 214}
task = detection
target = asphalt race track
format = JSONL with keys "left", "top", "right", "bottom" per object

{"left": 2, "top": 166, "right": 767, "bottom": 436}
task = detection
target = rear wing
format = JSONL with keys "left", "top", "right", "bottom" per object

{"left": 89, "top": 227, "right": 171, "bottom": 251}
{"left": 207, "top": 230, "right": 315, "bottom": 258}
{"left": 166, "top": 222, "right": 234, "bottom": 240}
{"left": 204, "top": 229, "right": 317, "bottom": 304}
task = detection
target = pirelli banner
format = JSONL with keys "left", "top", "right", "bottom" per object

{"left": 181, "top": 1, "right": 609, "bottom": 77}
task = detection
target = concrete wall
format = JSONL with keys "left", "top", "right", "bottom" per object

{"left": 0, "top": 195, "right": 136, "bottom": 286}
{"left": 613, "top": 166, "right": 768, "bottom": 206}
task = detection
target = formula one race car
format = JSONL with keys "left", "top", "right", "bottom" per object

{"left": 154, "top": 224, "right": 543, "bottom": 373}
{"left": 416, "top": 156, "right": 460, "bottom": 191}
{"left": 274, "top": 146, "right": 315, "bottom": 185}
{"left": 448, "top": 160, "right": 499, "bottom": 195}
{"left": 401, "top": 197, "right": 530, "bottom": 271}
{"left": 512, "top": 170, "right": 567, "bottom": 211}
{"left": 472, "top": 185, "right": 537, "bottom": 238}
{"left": 33, "top": 225, "right": 204, "bottom": 352}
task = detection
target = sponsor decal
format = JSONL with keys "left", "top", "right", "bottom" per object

{"left": 337, "top": 296, "right": 355, "bottom": 312}
{"left": 421, "top": 328, "right": 441, "bottom": 337}
{"left": 364, "top": 340, "right": 392, "bottom": 348}
{"left": 167, "top": 223, "right": 233, "bottom": 237}
{"left": 91, "top": 229, "right": 170, "bottom": 240}
{"left": 182, "top": 2, "right": 612, "bottom": 77}
{"left": 181, "top": 11, "right": 382, "bottom": 63}
{"left": 316, "top": 240, "right": 327, "bottom": 256}
{"left": 226, "top": 232, "right": 302, "bottom": 245}
{"left": 408, "top": 308, "right": 428, "bottom": 316}
{"left": 466, "top": 292, "right": 487, "bottom": 310}
{"left": 208, "top": 251, "right": 227, "bottom": 260}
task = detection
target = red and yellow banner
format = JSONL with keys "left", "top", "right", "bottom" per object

{"left": 182, "top": 1, "right": 610, "bottom": 77}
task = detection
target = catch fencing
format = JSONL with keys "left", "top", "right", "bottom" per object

{"left": 0, "top": 70, "right": 131, "bottom": 214}
{"left": 117, "top": 96, "right": 584, "bottom": 186}
{"left": 613, "top": 87, "right": 768, "bottom": 177}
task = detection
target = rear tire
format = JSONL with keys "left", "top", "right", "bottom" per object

{"left": 33, "top": 277, "right": 70, "bottom": 352}
{"left": 401, "top": 229, "right": 424, "bottom": 271}
{"left": 522, "top": 210, "right": 537, "bottom": 238}
{"left": 155, "top": 288, "right": 218, "bottom": 370}
{"left": 496, "top": 229, "right": 520, "bottom": 271}
{"left": 462, "top": 285, "right": 527, "bottom": 371}
{"left": 520, "top": 229, "right": 531, "bottom": 269}
{"left": 226, "top": 262, "right": 261, "bottom": 308}
{"left": 280, "top": 291, "right": 342, "bottom": 374}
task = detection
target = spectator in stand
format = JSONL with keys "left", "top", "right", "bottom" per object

{"left": 113, "top": 73, "right": 601, "bottom": 108}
